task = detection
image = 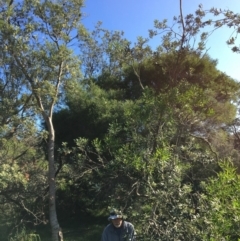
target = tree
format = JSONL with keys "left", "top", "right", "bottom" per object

{"left": 196, "top": 6, "right": 240, "bottom": 54}
{"left": 52, "top": 1, "right": 240, "bottom": 240}
{"left": 0, "top": 0, "right": 85, "bottom": 240}
{"left": 67, "top": 87, "right": 213, "bottom": 240}
{"left": 0, "top": 31, "right": 48, "bottom": 239}
{"left": 78, "top": 21, "right": 130, "bottom": 79}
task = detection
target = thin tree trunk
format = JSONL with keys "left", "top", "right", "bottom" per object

{"left": 47, "top": 117, "right": 63, "bottom": 241}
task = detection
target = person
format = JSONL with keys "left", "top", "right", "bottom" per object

{"left": 101, "top": 208, "right": 136, "bottom": 241}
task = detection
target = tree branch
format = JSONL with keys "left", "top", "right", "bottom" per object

{"left": 190, "top": 134, "right": 219, "bottom": 161}
{"left": 179, "top": 0, "right": 186, "bottom": 50}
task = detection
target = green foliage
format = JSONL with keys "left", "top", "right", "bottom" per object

{"left": 9, "top": 227, "right": 41, "bottom": 241}
{"left": 78, "top": 21, "right": 130, "bottom": 78}
{"left": 54, "top": 19, "right": 240, "bottom": 239}
{"left": 54, "top": 79, "right": 127, "bottom": 147}
{"left": 198, "top": 161, "right": 240, "bottom": 240}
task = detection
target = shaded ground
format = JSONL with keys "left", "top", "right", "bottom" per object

{"left": 37, "top": 212, "right": 106, "bottom": 241}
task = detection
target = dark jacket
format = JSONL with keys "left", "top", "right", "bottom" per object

{"left": 101, "top": 221, "right": 135, "bottom": 241}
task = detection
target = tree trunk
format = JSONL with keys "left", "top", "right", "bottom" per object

{"left": 47, "top": 117, "right": 63, "bottom": 241}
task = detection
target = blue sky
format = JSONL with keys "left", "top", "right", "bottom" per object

{"left": 82, "top": 0, "right": 240, "bottom": 81}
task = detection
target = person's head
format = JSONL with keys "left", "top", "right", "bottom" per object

{"left": 108, "top": 209, "right": 124, "bottom": 228}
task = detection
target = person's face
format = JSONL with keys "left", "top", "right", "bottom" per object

{"left": 112, "top": 218, "right": 123, "bottom": 228}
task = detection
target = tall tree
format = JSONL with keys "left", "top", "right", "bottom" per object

{"left": 0, "top": 0, "right": 85, "bottom": 240}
